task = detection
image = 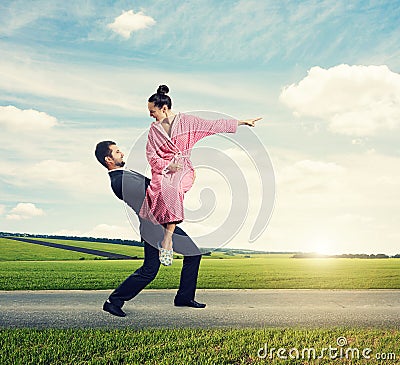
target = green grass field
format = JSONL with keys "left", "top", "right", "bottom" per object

{"left": 0, "top": 237, "right": 262, "bottom": 261}
{"left": 0, "top": 328, "right": 398, "bottom": 364}
{"left": 1, "top": 237, "right": 399, "bottom": 364}
{"left": 1, "top": 255, "right": 399, "bottom": 290}
{"left": 0, "top": 238, "right": 105, "bottom": 261}
{"left": 22, "top": 237, "right": 146, "bottom": 258}
{"left": 0, "top": 237, "right": 263, "bottom": 261}
{"left": 1, "top": 237, "right": 399, "bottom": 290}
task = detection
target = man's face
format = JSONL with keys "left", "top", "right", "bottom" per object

{"left": 108, "top": 144, "right": 125, "bottom": 168}
{"left": 148, "top": 101, "right": 167, "bottom": 122}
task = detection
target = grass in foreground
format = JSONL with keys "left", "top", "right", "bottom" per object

{"left": 0, "top": 328, "right": 398, "bottom": 364}
{"left": 0, "top": 257, "right": 399, "bottom": 290}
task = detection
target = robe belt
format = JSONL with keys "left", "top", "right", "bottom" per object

{"left": 174, "top": 151, "right": 190, "bottom": 159}
{"left": 161, "top": 152, "right": 191, "bottom": 176}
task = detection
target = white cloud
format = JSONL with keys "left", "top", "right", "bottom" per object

{"left": 280, "top": 64, "right": 400, "bottom": 136}
{"left": 9, "top": 159, "right": 107, "bottom": 196}
{"left": 0, "top": 157, "right": 107, "bottom": 198}
{"left": 0, "top": 123, "right": 149, "bottom": 202}
{"left": 5, "top": 214, "right": 20, "bottom": 221}
{"left": 0, "top": 47, "right": 270, "bottom": 121}
{"left": 0, "top": 205, "right": 5, "bottom": 215}
{"left": 351, "top": 138, "right": 365, "bottom": 145}
{"left": 0, "top": 105, "right": 58, "bottom": 132}
{"left": 276, "top": 158, "right": 345, "bottom": 193}
{"left": 6, "top": 202, "right": 45, "bottom": 220}
{"left": 0, "top": 1, "right": 56, "bottom": 35}
{"left": 0, "top": 51, "right": 142, "bottom": 114}
{"left": 0, "top": 1, "right": 98, "bottom": 36}
{"left": 262, "top": 147, "right": 400, "bottom": 255}
{"left": 83, "top": 223, "right": 136, "bottom": 240}
{"left": 51, "top": 223, "right": 138, "bottom": 240}
{"left": 50, "top": 228, "right": 83, "bottom": 237}
{"left": 335, "top": 214, "right": 374, "bottom": 224}
{"left": 107, "top": 10, "right": 155, "bottom": 38}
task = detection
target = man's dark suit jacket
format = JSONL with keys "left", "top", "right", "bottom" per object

{"left": 108, "top": 169, "right": 201, "bottom": 256}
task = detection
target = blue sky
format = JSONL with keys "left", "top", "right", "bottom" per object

{"left": 1, "top": 0, "right": 400, "bottom": 254}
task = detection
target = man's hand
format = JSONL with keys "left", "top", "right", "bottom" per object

{"left": 238, "top": 117, "right": 262, "bottom": 127}
{"left": 166, "top": 162, "right": 182, "bottom": 172}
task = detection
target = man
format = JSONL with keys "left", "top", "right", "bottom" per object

{"left": 95, "top": 140, "right": 206, "bottom": 317}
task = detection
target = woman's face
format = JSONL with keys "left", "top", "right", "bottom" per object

{"left": 148, "top": 102, "right": 167, "bottom": 122}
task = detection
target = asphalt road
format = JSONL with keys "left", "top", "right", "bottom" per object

{"left": 1, "top": 289, "right": 399, "bottom": 329}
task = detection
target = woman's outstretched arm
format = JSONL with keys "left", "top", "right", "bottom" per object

{"left": 184, "top": 114, "right": 262, "bottom": 147}
{"left": 238, "top": 117, "right": 262, "bottom": 127}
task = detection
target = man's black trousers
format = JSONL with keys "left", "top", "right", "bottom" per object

{"left": 108, "top": 242, "right": 202, "bottom": 307}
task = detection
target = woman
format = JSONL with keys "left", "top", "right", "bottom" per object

{"left": 140, "top": 85, "right": 261, "bottom": 265}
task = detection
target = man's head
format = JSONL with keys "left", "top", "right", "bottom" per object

{"left": 95, "top": 141, "right": 125, "bottom": 170}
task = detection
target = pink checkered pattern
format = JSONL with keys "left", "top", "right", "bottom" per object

{"left": 139, "top": 113, "right": 237, "bottom": 224}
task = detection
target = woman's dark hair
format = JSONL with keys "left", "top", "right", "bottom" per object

{"left": 148, "top": 84, "right": 172, "bottom": 109}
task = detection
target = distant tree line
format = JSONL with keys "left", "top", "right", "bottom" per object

{"left": 292, "top": 253, "right": 399, "bottom": 259}
{"left": 213, "top": 248, "right": 296, "bottom": 254}
{"left": 1, "top": 232, "right": 398, "bottom": 257}
{"left": 0, "top": 231, "right": 144, "bottom": 247}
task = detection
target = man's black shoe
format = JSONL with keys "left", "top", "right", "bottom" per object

{"left": 103, "top": 300, "right": 126, "bottom": 317}
{"left": 174, "top": 299, "right": 206, "bottom": 308}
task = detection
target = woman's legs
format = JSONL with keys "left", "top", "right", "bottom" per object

{"left": 159, "top": 222, "right": 178, "bottom": 266}
{"left": 161, "top": 222, "right": 176, "bottom": 250}
{"left": 159, "top": 170, "right": 194, "bottom": 260}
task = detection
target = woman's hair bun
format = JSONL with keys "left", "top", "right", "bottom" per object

{"left": 157, "top": 85, "right": 169, "bottom": 95}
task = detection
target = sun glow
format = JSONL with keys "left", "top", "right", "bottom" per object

{"left": 311, "top": 238, "right": 336, "bottom": 256}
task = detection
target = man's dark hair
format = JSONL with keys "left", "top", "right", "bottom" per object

{"left": 95, "top": 140, "right": 115, "bottom": 168}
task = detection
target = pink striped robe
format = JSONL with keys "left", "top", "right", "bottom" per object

{"left": 139, "top": 112, "right": 237, "bottom": 224}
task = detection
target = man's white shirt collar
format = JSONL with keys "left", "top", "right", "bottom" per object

{"left": 108, "top": 167, "right": 126, "bottom": 173}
